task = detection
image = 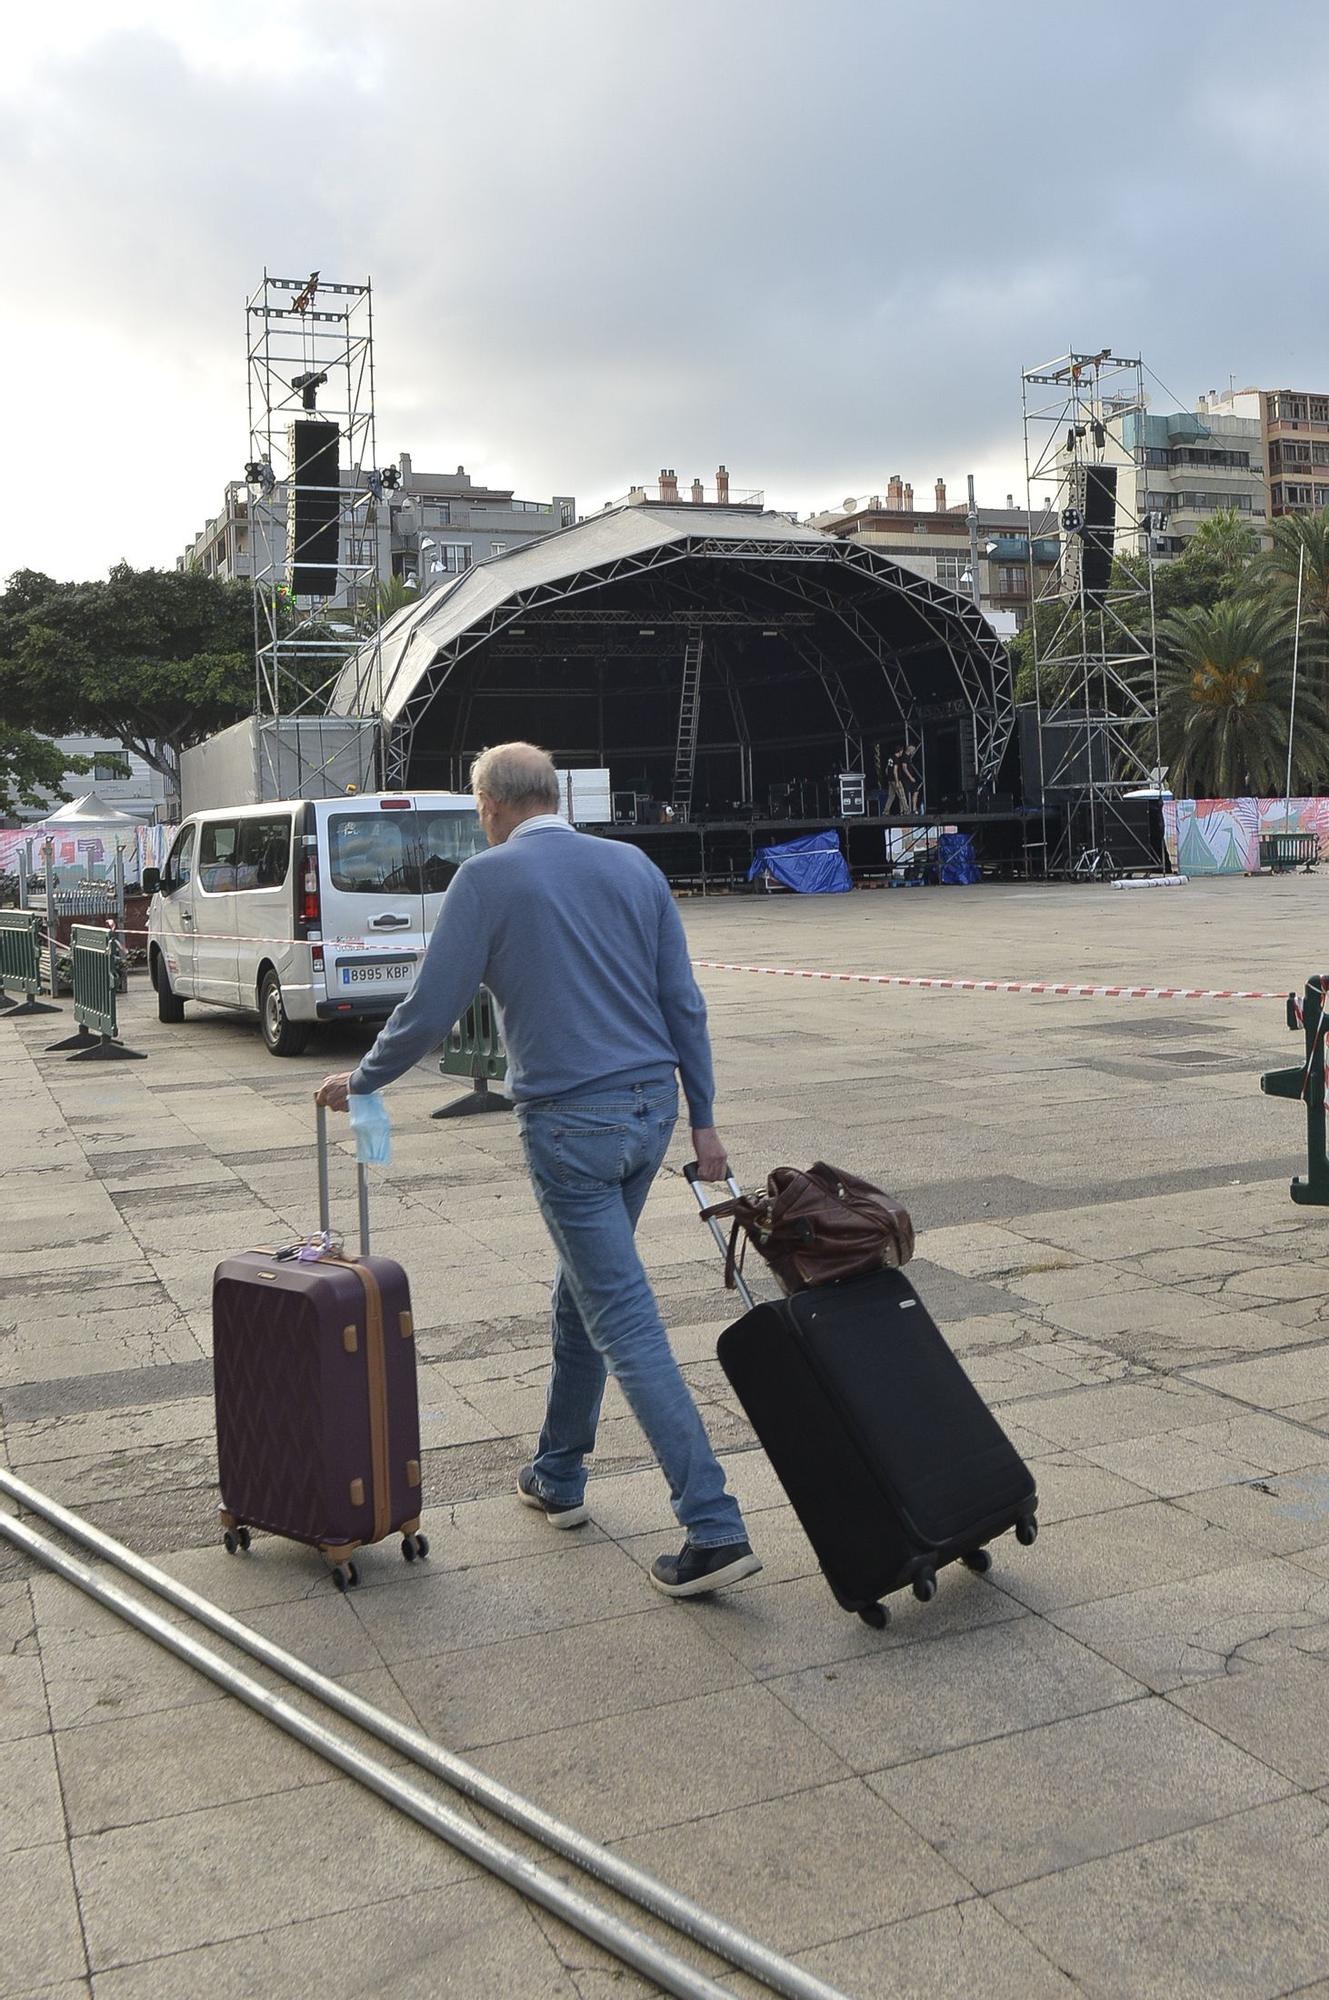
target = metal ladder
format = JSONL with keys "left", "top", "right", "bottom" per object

{"left": 671, "top": 625, "right": 704, "bottom": 821}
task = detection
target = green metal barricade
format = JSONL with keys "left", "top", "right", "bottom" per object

{"left": 0, "top": 911, "right": 59, "bottom": 1017}
{"left": 1262, "top": 975, "right": 1329, "bottom": 1203}
{"left": 434, "top": 986, "right": 510, "bottom": 1119}
{"left": 1259, "top": 832, "right": 1319, "bottom": 873}
{"left": 46, "top": 926, "right": 145, "bottom": 1063}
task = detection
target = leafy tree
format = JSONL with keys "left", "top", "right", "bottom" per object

{"left": 1152, "top": 597, "right": 1329, "bottom": 796}
{"left": 0, "top": 730, "right": 89, "bottom": 819}
{"left": 347, "top": 572, "right": 419, "bottom": 635}
{"left": 0, "top": 565, "right": 255, "bottom": 799}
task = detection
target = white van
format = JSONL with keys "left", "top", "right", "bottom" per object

{"left": 145, "top": 791, "right": 483, "bottom": 1055}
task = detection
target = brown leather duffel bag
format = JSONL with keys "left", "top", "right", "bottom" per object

{"left": 701, "top": 1163, "right": 914, "bottom": 1297}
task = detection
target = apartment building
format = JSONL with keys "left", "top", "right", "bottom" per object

{"left": 813, "top": 478, "right": 1058, "bottom": 633}
{"left": 1121, "top": 406, "right": 1266, "bottom": 553}
{"left": 178, "top": 454, "right": 576, "bottom": 596}
{"left": 1196, "top": 386, "right": 1329, "bottom": 519}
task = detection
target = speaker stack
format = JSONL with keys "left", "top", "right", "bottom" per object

{"left": 287, "top": 419, "right": 340, "bottom": 598}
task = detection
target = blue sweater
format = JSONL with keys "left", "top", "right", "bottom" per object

{"left": 350, "top": 823, "right": 716, "bottom": 1124}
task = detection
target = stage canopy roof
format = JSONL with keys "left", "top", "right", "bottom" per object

{"left": 329, "top": 504, "right": 1014, "bottom": 806}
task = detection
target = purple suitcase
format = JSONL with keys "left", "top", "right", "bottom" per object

{"left": 212, "top": 1106, "right": 426, "bottom": 1590}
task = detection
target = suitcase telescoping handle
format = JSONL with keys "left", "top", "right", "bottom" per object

{"left": 316, "top": 1102, "right": 371, "bottom": 1257}
{"left": 684, "top": 1161, "right": 756, "bottom": 1311}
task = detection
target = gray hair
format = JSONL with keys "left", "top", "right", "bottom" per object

{"left": 470, "top": 741, "right": 561, "bottom": 813}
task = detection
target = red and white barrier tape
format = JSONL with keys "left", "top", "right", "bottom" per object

{"left": 690, "top": 959, "right": 1288, "bottom": 1002}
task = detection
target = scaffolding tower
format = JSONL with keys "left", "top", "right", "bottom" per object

{"left": 245, "top": 270, "right": 385, "bottom": 797}
{"left": 1021, "top": 350, "right": 1163, "bottom": 878}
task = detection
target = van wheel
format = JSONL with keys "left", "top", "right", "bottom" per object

{"left": 155, "top": 956, "right": 186, "bottom": 1024}
{"left": 260, "top": 970, "right": 310, "bottom": 1057}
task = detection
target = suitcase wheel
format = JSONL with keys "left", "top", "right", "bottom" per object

{"left": 1016, "top": 1516, "right": 1038, "bottom": 1547}
{"left": 858, "top": 1602, "right": 890, "bottom": 1630}
{"left": 222, "top": 1527, "right": 251, "bottom": 1556}
{"left": 401, "top": 1532, "right": 430, "bottom": 1563}
{"left": 962, "top": 1548, "right": 993, "bottom": 1576}
{"left": 912, "top": 1569, "right": 938, "bottom": 1604}
{"left": 332, "top": 1560, "right": 360, "bottom": 1592}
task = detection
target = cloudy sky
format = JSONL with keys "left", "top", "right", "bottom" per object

{"left": 3, "top": 0, "right": 1326, "bottom": 580}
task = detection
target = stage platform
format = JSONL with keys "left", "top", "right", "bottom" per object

{"left": 587, "top": 809, "right": 1040, "bottom": 888}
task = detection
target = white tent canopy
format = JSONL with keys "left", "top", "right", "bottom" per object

{"left": 37, "top": 792, "right": 143, "bottom": 827}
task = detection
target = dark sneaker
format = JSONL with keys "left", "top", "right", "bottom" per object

{"left": 517, "top": 1465, "right": 589, "bottom": 1529}
{"left": 649, "top": 1538, "right": 762, "bottom": 1598}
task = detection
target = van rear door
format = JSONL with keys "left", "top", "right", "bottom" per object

{"left": 314, "top": 794, "right": 485, "bottom": 1013}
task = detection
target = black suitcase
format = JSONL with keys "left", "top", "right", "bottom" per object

{"left": 687, "top": 1165, "right": 1038, "bottom": 1628}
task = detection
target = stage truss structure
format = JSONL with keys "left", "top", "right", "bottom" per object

{"left": 372, "top": 533, "right": 1015, "bottom": 797}
{"left": 245, "top": 270, "right": 385, "bottom": 797}
{"left": 1021, "top": 350, "right": 1163, "bottom": 878}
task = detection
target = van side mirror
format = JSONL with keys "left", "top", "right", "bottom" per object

{"left": 142, "top": 867, "right": 162, "bottom": 896}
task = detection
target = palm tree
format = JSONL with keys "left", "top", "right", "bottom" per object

{"left": 1153, "top": 597, "right": 1329, "bottom": 797}
{"left": 1247, "top": 510, "right": 1329, "bottom": 683}
{"left": 1184, "top": 507, "right": 1259, "bottom": 583}
{"left": 349, "top": 573, "right": 419, "bottom": 635}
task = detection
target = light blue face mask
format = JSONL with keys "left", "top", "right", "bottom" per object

{"left": 348, "top": 1089, "right": 392, "bottom": 1165}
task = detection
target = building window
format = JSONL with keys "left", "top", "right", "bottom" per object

{"left": 93, "top": 750, "right": 131, "bottom": 783}
{"left": 346, "top": 536, "right": 376, "bottom": 566}
{"left": 1311, "top": 399, "right": 1329, "bottom": 424}
{"left": 421, "top": 501, "right": 451, "bottom": 526}
{"left": 490, "top": 542, "right": 508, "bottom": 556}
{"left": 428, "top": 543, "right": 472, "bottom": 575}
{"left": 997, "top": 566, "right": 1028, "bottom": 596}
{"left": 935, "top": 554, "right": 963, "bottom": 589}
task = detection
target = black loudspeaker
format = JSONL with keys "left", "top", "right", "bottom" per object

{"left": 1081, "top": 464, "right": 1117, "bottom": 601}
{"left": 1066, "top": 797, "right": 1165, "bottom": 874}
{"left": 1018, "top": 704, "right": 1115, "bottom": 807}
{"left": 288, "top": 419, "right": 340, "bottom": 597}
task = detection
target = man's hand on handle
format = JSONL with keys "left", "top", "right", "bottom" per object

{"left": 316, "top": 1073, "right": 353, "bottom": 1113}
{"left": 691, "top": 1126, "right": 729, "bottom": 1182}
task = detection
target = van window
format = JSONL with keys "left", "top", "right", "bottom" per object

{"left": 198, "top": 821, "right": 239, "bottom": 895}
{"left": 328, "top": 814, "right": 418, "bottom": 894}
{"left": 326, "top": 809, "right": 484, "bottom": 895}
{"left": 418, "top": 809, "right": 486, "bottom": 893}
{"left": 166, "top": 824, "right": 195, "bottom": 893}
{"left": 237, "top": 816, "right": 292, "bottom": 892}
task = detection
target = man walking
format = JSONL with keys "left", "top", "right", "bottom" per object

{"left": 317, "top": 742, "right": 760, "bottom": 1598}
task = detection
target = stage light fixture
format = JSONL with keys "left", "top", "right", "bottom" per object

{"left": 381, "top": 466, "right": 400, "bottom": 491}
{"left": 291, "top": 369, "right": 328, "bottom": 410}
{"left": 638, "top": 628, "right": 656, "bottom": 636}
{"left": 1092, "top": 421, "right": 1107, "bottom": 448}
{"left": 762, "top": 629, "right": 778, "bottom": 638}
{"left": 244, "top": 460, "right": 276, "bottom": 496}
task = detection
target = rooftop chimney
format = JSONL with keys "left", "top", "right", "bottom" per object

{"left": 691, "top": 477, "right": 704, "bottom": 505}
{"left": 660, "top": 467, "right": 679, "bottom": 502}
{"left": 399, "top": 452, "right": 412, "bottom": 479}
{"left": 886, "top": 474, "right": 904, "bottom": 510}
{"left": 1006, "top": 493, "right": 1014, "bottom": 509}
{"left": 903, "top": 482, "right": 914, "bottom": 510}
{"left": 716, "top": 464, "right": 729, "bottom": 503}
{"left": 935, "top": 478, "right": 947, "bottom": 512}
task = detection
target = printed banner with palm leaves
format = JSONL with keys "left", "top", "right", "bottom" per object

{"left": 1164, "top": 798, "right": 1329, "bottom": 874}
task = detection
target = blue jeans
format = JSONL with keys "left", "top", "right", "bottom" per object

{"left": 517, "top": 1078, "right": 747, "bottom": 1549}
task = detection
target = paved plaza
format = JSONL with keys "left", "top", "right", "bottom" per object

{"left": 6, "top": 872, "right": 1329, "bottom": 1998}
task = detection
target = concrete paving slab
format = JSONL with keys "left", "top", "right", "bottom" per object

{"left": 1186, "top": 1343, "right": 1329, "bottom": 1411}
{"left": 1170, "top": 1650, "right": 1329, "bottom": 1789}
{"left": 89, "top": 1883, "right": 579, "bottom": 2000}
{"left": 992, "top": 1793, "right": 1329, "bottom": 2000}
{"left": 1023, "top": 1451, "right": 1154, "bottom": 1521}
{"left": 479, "top": 1680, "right": 851, "bottom": 1845}
{"left": 347, "top": 1539, "right": 658, "bottom": 1665}
{"left": 772, "top": 1616, "right": 1142, "bottom": 1773}
{"left": 870, "top": 1695, "right": 1291, "bottom": 1894}
{"left": 1172, "top": 1467, "right": 1329, "bottom": 1555}
{"left": 610, "top": 1775, "right": 970, "bottom": 1955}
{"left": 992, "top": 1497, "right": 1260, "bottom": 1613}
{"left": 0, "top": 1732, "right": 68, "bottom": 1854}
{"left": 1052, "top": 1557, "right": 1329, "bottom": 1691}
{"left": 1006, "top": 1377, "right": 1217, "bottom": 1450}
{"left": 0, "top": 1841, "right": 87, "bottom": 1998}
{"left": 791, "top": 1896, "right": 1077, "bottom": 2000}
{"left": 396, "top": 1603, "right": 745, "bottom": 1751}
{"left": 72, "top": 1774, "right": 480, "bottom": 1971}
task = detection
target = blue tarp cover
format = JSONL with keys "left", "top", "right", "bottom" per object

{"left": 939, "top": 832, "right": 981, "bottom": 885}
{"left": 748, "top": 829, "right": 852, "bottom": 894}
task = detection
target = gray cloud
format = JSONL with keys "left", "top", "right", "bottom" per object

{"left": 3, "top": 0, "right": 1328, "bottom": 578}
